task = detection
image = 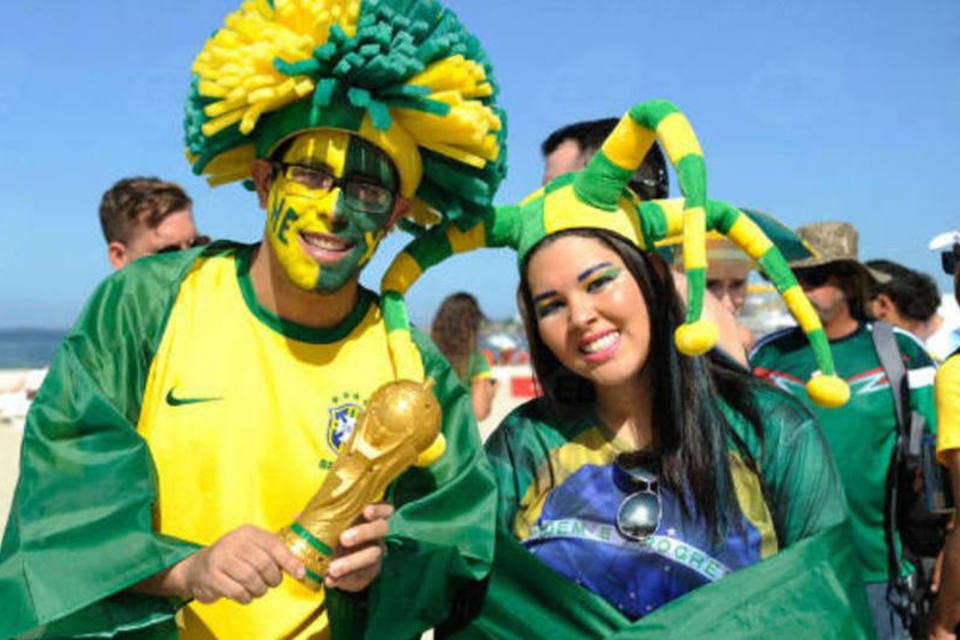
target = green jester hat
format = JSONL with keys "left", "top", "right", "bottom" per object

{"left": 183, "top": 0, "right": 507, "bottom": 384}
{"left": 379, "top": 100, "right": 851, "bottom": 409}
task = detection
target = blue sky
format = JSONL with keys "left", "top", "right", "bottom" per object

{"left": 1, "top": 0, "right": 958, "bottom": 329}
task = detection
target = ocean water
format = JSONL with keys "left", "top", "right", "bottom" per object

{"left": 0, "top": 329, "right": 66, "bottom": 369}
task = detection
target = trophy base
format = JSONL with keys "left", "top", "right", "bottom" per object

{"left": 278, "top": 525, "right": 333, "bottom": 591}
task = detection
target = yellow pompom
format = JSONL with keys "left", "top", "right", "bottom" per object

{"left": 414, "top": 434, "right": 446, "bottom": 467}
{"left": 674, "top": 320, "right": 718, "bottom": 356}
{"left": 806, "top": 375, "right": 850, "bottom": 409}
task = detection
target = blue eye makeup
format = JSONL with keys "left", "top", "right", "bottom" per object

{"left": 582, "top": 267, "right": 622, "bottom": 293}
{"left": 536, "top": 300, "right": 560, "bottom": 318}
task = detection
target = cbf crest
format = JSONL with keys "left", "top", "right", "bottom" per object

{"left": 327, "top": 392, "right": 364, "bottom": 453}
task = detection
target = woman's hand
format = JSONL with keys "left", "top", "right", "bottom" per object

{"left": 133, "top": 525, "right": 305, "bottom": 604}
{"left": 325, "top": 503, "right": 394, "bottom": 592}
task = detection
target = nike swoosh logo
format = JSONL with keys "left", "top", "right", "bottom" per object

{"left": 165, "top": 389, "right": 223, "bottom": 407}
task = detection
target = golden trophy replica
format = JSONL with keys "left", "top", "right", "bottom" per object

{"left": 279, "top": 379, "right": 447, "bottom": 589}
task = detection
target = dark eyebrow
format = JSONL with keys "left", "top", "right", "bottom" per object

{"left": 532, "top": 290, "right": 559, "bottom": 304}
{"left": 577, "top": 262, "right": 614, "bottom": 282}
{"left": 288, "top": 161, "right": 335, "bottom": 173}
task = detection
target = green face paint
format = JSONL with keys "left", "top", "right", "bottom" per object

{"left": 264, "top": 130, "right": 399, "bottom": 293}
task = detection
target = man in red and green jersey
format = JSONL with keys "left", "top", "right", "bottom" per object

{"left": 751, "top": 221, "right": 937, "bottom": 640}
{"left": 0, "top": 1, "right": 506, "bottom": 638}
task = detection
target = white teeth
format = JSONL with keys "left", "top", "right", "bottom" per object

{"left": 302, "top": 233, "right": 348, "bottom": 251}
{"left": 582, "top": 332, "right": 619, "bottom": 354}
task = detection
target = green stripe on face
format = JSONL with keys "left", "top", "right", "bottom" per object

{"left": 265, "top": 130, "right": 401, "bottom": 294}
{"left": 345, "top": 135, "right": 398, "bottom": 199}
{"left": 629, "top": 100, "right": 680, "bottom": 130}
{"left": 291, "top": 522, "right": 333, "bottom": 556}
{"left": 675, "top": 155, "right": 707, "bottom": 206}
{"left": 757, "top": 251, "right": 797, "bottom": 293}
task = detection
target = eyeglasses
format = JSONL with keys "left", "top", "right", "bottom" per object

{"left": 942, "top": 247, "right": 960, "bottom": 276}
{"left": 793, "top": 265, "right": 832, "bottom": 288}
{"left": 615, "top": 452, "right": 661, "bottom": 541}
{"left": 156, "top": 235, "right": 211, "bottom": 255}
{"left": 275, "top": 162, "right": 396, "bottom": 216}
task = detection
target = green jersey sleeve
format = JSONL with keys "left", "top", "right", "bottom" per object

{"left": 466, "top": 349, "right": 492, "bottom": 384}
{"left": 724, "top": 384, "right": 850, "bottom": 546}
{"left": 0, "top": 246, "right": 215, "bottom": 640}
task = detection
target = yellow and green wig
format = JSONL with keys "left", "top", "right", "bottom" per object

{"left": 184, "top": 0, "right": 506, "bottom": 231}
{"left": 381, "top": 100, "right": 850, "bottom": 409}
{"left": 184, "top": 0, "right": 506, "bottom": 383}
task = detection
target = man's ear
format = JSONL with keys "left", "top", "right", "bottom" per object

{"left": 107, "top": 242, "right": 128, "bottom": 270}
{"left": 251, "top": 159, "right": 274, "bottom": 209}
{"left": 871, "top": 293, "right": 893, "bottom": 319}
{"left": 386, "top": 196, "right": 410, "bottom": 230}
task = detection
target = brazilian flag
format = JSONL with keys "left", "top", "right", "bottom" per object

{"left": 451, "top": 526, "right": 874, "bottom": 639}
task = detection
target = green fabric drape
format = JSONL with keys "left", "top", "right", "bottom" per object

{"left": 1, "top": 243, "right": 496, "bottom": 640}
{"left": 453, "top": 525, "right": 874, "bottom": 639}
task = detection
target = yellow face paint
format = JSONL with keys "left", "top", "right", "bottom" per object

{"left": 264, "top": 129, "right": 399, "bottom": 293}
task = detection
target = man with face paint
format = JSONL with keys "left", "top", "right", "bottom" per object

{"left": 256, "top": 132, "right": 401, "bottom": 296}
{"left": 0, "top": 2, "right": 505, "bottom": 639}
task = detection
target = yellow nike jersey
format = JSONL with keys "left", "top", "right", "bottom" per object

{"left": 137, "top": 249, "right": 398, "bottom": 639}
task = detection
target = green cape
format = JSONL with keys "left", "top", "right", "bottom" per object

{"left": 452, "top": 524, "right": 874, "bottom": 639}
{"left": 0, "top": 242, "right": 495, "bottom": 639}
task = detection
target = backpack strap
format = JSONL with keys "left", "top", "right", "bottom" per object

{"left": 872, "top": 322, "right": 923, "bottom": 467}
{"left": 871, "top": 320, "right": 919, "bottom": 612}
{"left": 872, "top": 321, "right": 908, "bottom": 430}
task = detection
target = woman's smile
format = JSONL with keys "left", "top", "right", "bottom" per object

{"left": 578, "top": 329, "right": 621, "bottom": 362}
{"left": 526, "top": 235, "right": 651, "bottom": 390}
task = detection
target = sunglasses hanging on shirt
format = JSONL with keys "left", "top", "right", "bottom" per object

{"left": 615, "top": 451, "right": 661, "bottom": 541}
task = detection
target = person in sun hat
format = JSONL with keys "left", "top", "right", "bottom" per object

{"left": 0, "top": 1, "right": 506, "bottom": 638}
{"left": 375, "top": 100, "right": 872, "bottom": 636}
{"left": 752, "top": 221, "right": 938, "bottom": 639}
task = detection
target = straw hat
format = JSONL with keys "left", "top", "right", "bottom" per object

{"left": 789, "top": 222, "right": 891, "bottom": 284}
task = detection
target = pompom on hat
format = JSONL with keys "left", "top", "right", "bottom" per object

{"left": 184, "top": 0, "right": 507, "bottom": 232}
{"left": 380, "top": 100, "right": 851, "bottom": 408}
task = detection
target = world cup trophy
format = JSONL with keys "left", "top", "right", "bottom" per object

{"left": 278, "top": 379, "right": 446, "bottom": 589}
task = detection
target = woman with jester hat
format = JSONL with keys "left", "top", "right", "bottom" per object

{"left": 379, "top": 101, "right": 876, "bottom": 637}
{"left": 0, "top": 1, "right": 506, "bottom": 638}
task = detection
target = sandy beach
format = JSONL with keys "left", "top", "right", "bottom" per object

{"left": 0, "top": 424, "right": 22, "bottom": 533}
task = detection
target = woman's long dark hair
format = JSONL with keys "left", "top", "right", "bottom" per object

{"left": 431, "top": 292, "right": 484, "bottom": 381}
{"left": 519, "top": 229, "right": 765, "bottom": 539}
